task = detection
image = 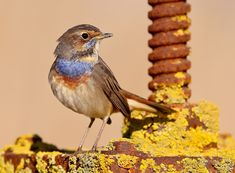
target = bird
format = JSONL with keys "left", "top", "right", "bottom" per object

{"left": 48, "top": 24, "right": 175, "bottom": 152}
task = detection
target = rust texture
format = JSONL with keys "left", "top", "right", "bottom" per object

{"left": 148, "top": 0, "right": 192, "bottom": 102}
{"left": 2, "top": 138, "right": 234, "bottom": 173}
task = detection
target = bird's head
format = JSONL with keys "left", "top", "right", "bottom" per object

{"left": 55, "top": 24, "right": 112, "bottom": 59}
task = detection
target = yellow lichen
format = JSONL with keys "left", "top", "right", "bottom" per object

{"left": 140, "top": 158, "right": 160, "bottom": 172}
{"left": 218, "top": 134, "right": 235, "bottom": 151}
{"left": 171, "top": 15, "right": 191, "bottom": 23}
{"left": 121, "top": 118, "right": 131, "bottom": 136}
{"left": 76, "top": 153, "right": 99, "bottom": 173}
{"left": 36, "top": 151, "right": 65, "bottom": 173}
{"left": 16, "top": 159, "right": 32, "bottom": 173}
{"left": 181, "top": 158, "right": 208, "bottom": 173}
{"left": 0, "top": 155, "right": 14, "bottom": 173}
{"left": 152, "top": 84, "right": 188, "bottom": 104}
{"left": 17, "top": 167, "right": 32, "bottom": 173}
{"left": 1, "top": 134, "right": 235, "bottom": 172}
{"left": 156, "top": 163, "right": 179, "bottom": 173}
{"left": 0, "top": 155, "right": 33, "bottom": 173}
{"left": 1, "top": 134, "right": 35, "bottom": 154}
{"left": 162, "top": 164, "right": 178, "bottom": 173}
{"left": 98, "top": 141, "right": 114, "bottom": 152}
{"left": 173, "top": 29, "right": 190, "bottom": 37}
{"left": 130, "top": 110, "right": 158, "bottom": 120}
{"left": 151, "top": 72, "right": 191, "bottom": 104}
{"left": 123, "top": 101, "right": 222, "bottom": 157}
{"left": 212, "top": 159, "right": 234, "bottom": 173}
{"left": 68, "top": 156, "right": 77, "bottom": 173}
{"left": 16, "top": 159, "right": 25, "bottom": 171}
{"left": 192, "top": 101, "right": 219, "bottom": 133}
{"left": 98, "top": 154, "right": 114, "bottom": 173}
{"left": 115, "top": 154, "right": 138, "bottom": 169}
{"left": 174, "top": 72, "right": 186, "bottom": 79}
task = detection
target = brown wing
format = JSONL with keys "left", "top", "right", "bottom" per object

{"left": 91, "top": 57, "right": 130, "bottom": 117}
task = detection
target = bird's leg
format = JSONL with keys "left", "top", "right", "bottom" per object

{"left": 91, "top": 116, "right": 110, "bottom": 151}
{"left": 76, "top": 118, "right": 95, "bottom": 152}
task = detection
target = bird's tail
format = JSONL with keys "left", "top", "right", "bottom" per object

{"left": 121, "top": 90, "right": 175, "bottom": 114}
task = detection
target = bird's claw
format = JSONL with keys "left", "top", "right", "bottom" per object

{"left": 91, "top": 146, "right": 97, "bottom": 152}
{"left": 71, "top": 147, "right": 83, "bottom": 156}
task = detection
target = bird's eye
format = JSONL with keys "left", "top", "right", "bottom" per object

{"left": 81, "top": 32, "right": 89, "bottom": 40}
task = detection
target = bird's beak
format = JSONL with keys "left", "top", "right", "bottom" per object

{"left": 95, "top": 33, "right": 113, "bottom": 40}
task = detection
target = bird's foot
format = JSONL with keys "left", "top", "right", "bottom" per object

{"left": 71, "top": 147, "right": 83, "bottom": 156}
{"left": 91, "top": 145, "right": 97, "bottom": 152}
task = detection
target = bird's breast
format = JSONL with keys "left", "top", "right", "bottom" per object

{"left": 54, "top": 71, "right": 90, "bottom": 90}
{"left": 49, "top": 69, "right": 113, "bottom": 118}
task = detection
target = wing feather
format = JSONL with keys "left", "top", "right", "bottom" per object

{"left": 91, "top": 57, "right": 130, "bottom": 117}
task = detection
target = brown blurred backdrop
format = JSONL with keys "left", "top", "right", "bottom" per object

{"left": 0, "top": 0, "right": 234, "bottom": 149}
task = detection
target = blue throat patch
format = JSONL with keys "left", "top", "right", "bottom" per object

{"left": 85, "top": 39, "right": 97, "bottom": 49}
{"left": 55, "top": 58, "right": 94, "bottom": 77}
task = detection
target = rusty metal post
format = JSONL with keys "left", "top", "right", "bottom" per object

{"left": 148, "top": 0, "right": 192, "bottom": 105}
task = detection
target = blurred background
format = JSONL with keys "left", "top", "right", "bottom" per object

{"left": 0, "top": 0, "right": 234, "bottom": 149}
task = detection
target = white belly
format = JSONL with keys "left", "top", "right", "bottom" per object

{"left": 49, "top": 75, "right": 113, "bottom": 118}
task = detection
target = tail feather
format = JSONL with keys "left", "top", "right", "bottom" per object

{"left": 121, "top": 90, "right": 175, "bottom": 114}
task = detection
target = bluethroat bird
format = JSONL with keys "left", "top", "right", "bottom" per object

{"left": 48, "top": 24, "right": 174, "bottom": 152}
